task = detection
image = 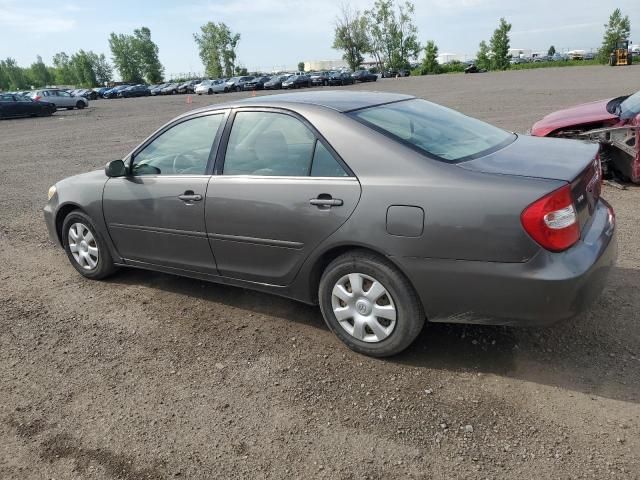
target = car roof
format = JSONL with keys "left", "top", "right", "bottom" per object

{"left": 194, "top": 91, "right": 415, "bottom": 114}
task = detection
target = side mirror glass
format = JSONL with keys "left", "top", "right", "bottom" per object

{"left": 105, "top": 159, "right": 126, "bottom": 177}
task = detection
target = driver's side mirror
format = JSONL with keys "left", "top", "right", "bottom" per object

{"left": 105, "top": 159, "right": 127, "bottom": 177}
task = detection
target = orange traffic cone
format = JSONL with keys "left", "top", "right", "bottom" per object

{"left": 251, "top": 89, "right": 256, "bottom": 97}
{"left": 186, "top": 95, "right": 192, "bottom": 105}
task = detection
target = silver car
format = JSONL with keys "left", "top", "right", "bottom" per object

{"left": 31, "top": 89, "right": 88, "bottom": 109}
{"left": 195, "top": 79, "right": 227, "bottom": 95}
{"left": 43, "top": 92, "right": 616, "bottom": 357}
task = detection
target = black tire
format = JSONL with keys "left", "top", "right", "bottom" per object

{"left": 319, "top": 250, "right": 425, "bottom": 357}
{"left": 208, "top": 89, "right": 213, "bottom": 95}
{"left": 76, "top": 101, "right": 85, "bottom": 109}
{"left": 62, "top": 210, "right": 117, "bottom": 280}
{"left": 236, "top": 86, "right": 241, "bottom": 92}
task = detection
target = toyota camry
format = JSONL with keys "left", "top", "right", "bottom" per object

{"left": 44, "top": 91, "right": 617, "bottom": 357}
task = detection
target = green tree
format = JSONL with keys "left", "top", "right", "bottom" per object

{"left": 392, "top": 1, "right": 420, "bottom": 70}
{"left": 109, "top": 33, "right": 144, "bottom": 83}
{"left": 194, "top": 22, "right": 241, "bottom": 78}
{"left": 489, "top": 17, "right": 511, "bottom": 70}
{"left": 597, "top": 8, "right": 631, "bottom": 63}
{"left": 364, "top": 0, "right": 420, "bottom": 71}
{"left": 133, "top": 27, "right": 164, "bottom": 83}
{"left": 420, "top": 40, "right": 439, "bottom": 74}
{"left": 234, "top": 66, "right": 248, "bottom": 76}
{"left": 476, "top": 40, "right": 491, "bottom": 70}
{"left": 52, "top": 52, "right": 76, "bottom": 85}
{"left": 69, "top": 50, "right": 98, "bottom": 87}
{"left": 547, "top": 45, "right": 556, "bottom": 57}
{"left": 333, "top": 4, "right": 370, "bottom": 72}
{"left": 29, "top": 55, "right": 53, "bottom": 87}
{"left": 88, "top": 52, "right": 113, "bottom": 85}
{"left": 298, "top": 61, "right": 305, "bottom": 72}
{"left": 0, "top": 58, "right": 28, "bottom": 90}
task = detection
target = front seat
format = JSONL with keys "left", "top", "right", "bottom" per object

{"left": 252, "top": 131, "right": 290, "bottom": 175}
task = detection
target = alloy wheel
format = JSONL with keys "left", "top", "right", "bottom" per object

{"left": 331, "top": 273, "right": 397, "bottom": 343}
{"left": 68, "top": 222, "right": 99, "bottom": 270}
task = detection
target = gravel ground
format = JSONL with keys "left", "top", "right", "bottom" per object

{"left": 1, "top": 65, "right": 639, "bottom": 479}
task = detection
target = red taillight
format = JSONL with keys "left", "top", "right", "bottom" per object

{"left": 521, "top": 184, "right": 580, "bottom": 252}
{"left": 34, "top": 96, "right": 41, "bottom": 101}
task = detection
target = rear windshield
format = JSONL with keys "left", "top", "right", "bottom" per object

{"left": 351, "top": 99, "right": 514, "bottom": 162}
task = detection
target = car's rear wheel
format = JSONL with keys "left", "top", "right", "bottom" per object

{"left": 62, "top": 211, "right": 116, "bottom": 280}
{"left": 208, "top": 89, "right": 213, "bottom": 95}
{"left": 76, "top": 101, "right": 85, "bottom": 109}
{"left": 319, "top": 251, "right": 425, "bottom": 357}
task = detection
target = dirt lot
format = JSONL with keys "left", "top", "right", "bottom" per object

{"left": 1, "top": 65, "right": 639, "bottom": 479}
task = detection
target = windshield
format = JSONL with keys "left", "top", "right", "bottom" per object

{"left": 351, "top": 99, "right": 515, "bottom": 162}
{"left": 619, "top": 90, "right": 640, "bottom": 119}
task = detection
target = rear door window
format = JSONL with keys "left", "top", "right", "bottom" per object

{"left": 223, "top": 111, "right": 315, "bottom": 176}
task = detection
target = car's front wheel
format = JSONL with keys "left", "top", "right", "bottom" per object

{"left": 76, "top": 101, "right": 85, "bottom": 109}
{"left": 62, "top": 211, "right": 116, "bottom": 280}
{"left": 319, "top": 251, "right": 425, "bottom": 357}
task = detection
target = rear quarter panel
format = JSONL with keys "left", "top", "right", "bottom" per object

{"left": 295, "top": 105, "right": 559, "bottom": 263}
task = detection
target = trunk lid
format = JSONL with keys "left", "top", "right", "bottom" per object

{"left": 459, "top": 135, "right": 601, "bottom": 232}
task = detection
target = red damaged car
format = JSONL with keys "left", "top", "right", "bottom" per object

{"left": 532, "top": 90, "right": 640, "bottom": 184}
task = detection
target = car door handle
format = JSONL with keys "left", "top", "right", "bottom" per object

{"left": 310, "top": 197, "right": 343, "bottom": 207}
{"left": 178, "top": 192, "right": 202, "bottom": 202}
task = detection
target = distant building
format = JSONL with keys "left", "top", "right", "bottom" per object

{"left": 508, "top": 48, "right": 533, "bottom": 59}
{"left": 437, "top": 53, "right": 466, "bottom": 64}
{"left": 304, "top": 59, "right": 348, "bottom": 72}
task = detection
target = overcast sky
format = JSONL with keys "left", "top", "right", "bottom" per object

{"left": 1, "top": 0, "right": 638, "bottom": 76}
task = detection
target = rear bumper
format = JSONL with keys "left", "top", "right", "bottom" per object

{"left": 394, "top": 199, "right": 617, "bottom": 326}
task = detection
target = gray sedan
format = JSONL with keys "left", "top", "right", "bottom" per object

{"left": 43, "top": 92, "right": 617, "bottom": 357}
{"left": 31, "top": 89, "right": 88, "bottom": 109}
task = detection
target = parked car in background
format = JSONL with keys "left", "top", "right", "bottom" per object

{"left": 282, "top": 74, "right": 311, "bottom": 89}
{"left": 531, "top": 88, "right": 640, "bottom": 184}
{"left": 243, "top": 76, "right": 272, "bottom": 91}
{"left": 310, "top": 71, "right": 331, "bottom": 86}
{"left": 103, "top": 85, "right": 131, "bottom": 99}
{"left": 328, "top": 72, "right": 355, "bottom": 86}
{"left": 31, "top": 89, "right": 89, "bottom": 109}
{"left": 352, "top": 70, "right": 378, "bottom": 82}
{"left": 226, "top": 76, "right": 255, "bottom": 92}
{"left": 150, "top": 83, "right": 169, "bottom": 95}
{"left": 177, "top": 80, "right": 200, "bottom": 94}
{"left": 120, "top": 85, "right": 151, "bottom": 98}
{"left": 160, "top": 83, "right": 180, "bottom": 95}
{"left": 263, "top": 75, "right": 289, "bottom": 90}
{"left": 382, "top": 69, "right": 409, "bottom": 78}
{"left": 195, "top": 79, "right": 226, "bottom": 95}
{"left": 93, "top": 87, "right": 110, "bottom": 98}
{"left": 45, "top": 91, "right": 616, "bottom": 357}
{"left": 81, "top": 89, "right": 99, "bottom": 100}
{"left": 1, "top": 93, "right": 56, "bottom": 119}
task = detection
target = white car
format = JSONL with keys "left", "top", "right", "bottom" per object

{"left": 31, "top": 89, "right": 88, "bottom": 110}
{"left": 195, "top": 79, "right": 227, "bottom": 95}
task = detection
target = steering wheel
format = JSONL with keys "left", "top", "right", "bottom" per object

{"left": 172, "top": 152, "right": 201, "bottom": 174}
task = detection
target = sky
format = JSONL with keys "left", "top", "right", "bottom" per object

{"left": 1, "top": 0, "right": 638, "bottom": 77}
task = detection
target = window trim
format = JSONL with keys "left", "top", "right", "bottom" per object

{"left": 214, "top": 106, "right": 355, "bottom": 178}
{"left": 127, "top": 109, "right": 230, "bottom": 176}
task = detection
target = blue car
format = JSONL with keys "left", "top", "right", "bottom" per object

{"left": 103, "top": 85, "right": 131, "bottom": 99}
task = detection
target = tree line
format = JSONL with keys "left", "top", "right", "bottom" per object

{"left": 0, "top": 22, "right": 243, "bottom": 91}
{"left": 0, "top": 7, "right": 632, "bottom": 91}
{"left": 332, "top": 2, "right": 632, "bottom": 75}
